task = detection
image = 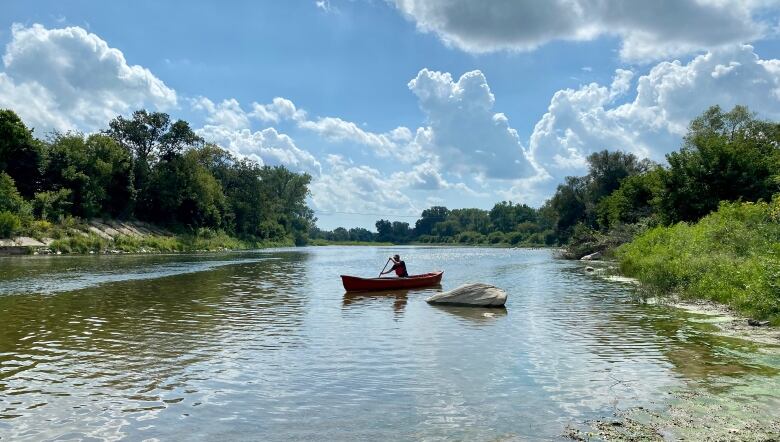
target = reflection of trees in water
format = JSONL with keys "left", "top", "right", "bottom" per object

{"left": 0, "top": 252, "right": 310, "bottom": 433}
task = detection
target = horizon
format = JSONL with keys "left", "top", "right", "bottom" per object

{"left": 2, "top": 1, "right": 780, "bottom": 230}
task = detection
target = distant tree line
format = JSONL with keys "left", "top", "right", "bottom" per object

{"left": 312, "top": 105, "right": 780, "bottom": 252}
{"left": 0, "top": 109, "right": 314, "bottom": 243}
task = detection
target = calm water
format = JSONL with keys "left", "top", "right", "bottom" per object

{"left": 0, "top": 246, "right": 777, "bottom": 440}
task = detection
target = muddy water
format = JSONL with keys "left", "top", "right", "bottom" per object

{"left": 0, "top": 247, "right": 777, "bottom": 440}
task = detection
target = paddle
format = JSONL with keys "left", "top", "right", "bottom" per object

{"left": 378, "top": 257, "right": 392, "bottom": 278}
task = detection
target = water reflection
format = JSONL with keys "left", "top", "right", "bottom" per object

{"left": 342, "top": 285, "right": 442, "bottom": 315}
{"left": 429, "top": 305, "right": 508, "bottom": 324}
{"left": 0, "top": 247, "right": 777, "bottom": 441}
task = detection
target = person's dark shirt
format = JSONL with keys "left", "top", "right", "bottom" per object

{"left": 391, "top": 261, "right": 409, "bottom": 277}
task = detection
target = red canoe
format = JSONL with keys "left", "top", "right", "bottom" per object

{"left": 341, "top": 271, "right": 443, "bottom": 292}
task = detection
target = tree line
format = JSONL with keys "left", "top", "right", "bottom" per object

{"left": 0, "top": 109, "right": 315, "bottom": 243}
{"left": 312, "top": 105, "right": 780, "bottom": 253}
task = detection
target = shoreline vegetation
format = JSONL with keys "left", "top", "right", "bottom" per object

{"left": 2, "top": 105, "right": 779, "bottom": 322}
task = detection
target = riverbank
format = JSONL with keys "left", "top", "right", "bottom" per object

{"left": 0, "top": 218, "right": 291, "bottom": 255}
{"left": 567, "top": 279, "right": 780, "bottom": 440}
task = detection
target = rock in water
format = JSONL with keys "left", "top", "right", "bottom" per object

{"left": 580, "top": 251, "right": 602, "bottom": 261}
{"left": 426, "top": 283, "right": 507, "bottom": 307}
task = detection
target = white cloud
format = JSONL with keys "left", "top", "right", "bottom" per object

{"left": 393, "top": 0, "right": 771, "bottom": 61}
{"left": 250, "top": 97, "right": 307, "bottom": 124}
{"left": 408, "top": 68, "right": 536, "bottom": 180}
{"left": 298, "top": 116, "right": 421, "bottom": 160}
{"left": 197, "top": 124, "right": 322, "bottom": 176}
{"left": 191, "top": 97, "right": 250, "bottom": 130}
{"left": 524, "top": 44, "right": 780, "bottom": 202}
{"left": 309, "top": 155, "right": 417, "bottom": 215}
{"left": 0, "top": 23, "right": 176, "bottom": 132}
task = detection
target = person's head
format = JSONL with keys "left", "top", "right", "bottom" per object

{"left": 393, "top": 254, "right": 400, "bottom": 262}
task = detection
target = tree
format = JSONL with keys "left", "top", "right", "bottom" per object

{"left": 659, "top": 105, "right": 780, "bottom": 222}
{"left": 146, "top": 150, "right": 226, "bottom": 229}
{"left": 106, "top": 110, "right": 202, "bottom": 163}
{"left": 348, "top": 227, "right": 374, "bottom": 242}
{"left": 0, "top": 109, "right": 42, "bottom": 197}
{"left": 375, "top": 219, "right": 393, "bottom": 242}
{"left": 489, "top": 201, "right": 537, "bottom": 232}
{"left": 585, "top": 150, "right": 647, "bottom": 203}
{"left": 597, "top": 167, "right": 663, "bottom": 229}
{"left": 106, "top": 110, "right": 203, "bottom": 213}
{"left": 415, "top": 206, "right": 449, "bottom": 236}
{"left": 332, "top": 227, "right": 349, "bottom": 241}
{"left": 546, "top": 176, "right": 587, "bottom": 241}
{"left": 0, "top": 172, "right": 27, "bottom": 214}
{"left": 43, "top": 133, "right": 134, "bottom": 218}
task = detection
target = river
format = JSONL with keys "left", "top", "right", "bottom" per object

{"left": 0, "top": 246, "right": 778, "bottom": 440}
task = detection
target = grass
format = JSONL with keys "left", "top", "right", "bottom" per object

{"left": 618, "top": 197, "right": 780, "bottom": 324}
{"left": 8, "top": 217, "right": 295, "bottom": 254}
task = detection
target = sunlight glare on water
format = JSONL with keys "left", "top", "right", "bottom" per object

{"left": 0, "top": 247, "right": 775, "bottom": 440}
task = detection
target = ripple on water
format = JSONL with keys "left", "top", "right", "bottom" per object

{"left": 0, "top": 247, "right": 777, "bottom": 441}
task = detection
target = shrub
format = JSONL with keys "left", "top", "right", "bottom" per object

{"left": 0, "top": 211, "right": 21, "bottom": 238}
{"left": 487, "top": 231, "right": 506, "bottom": 244}
{"left": 619, "top": 197, "right": 780, "bottom": 323}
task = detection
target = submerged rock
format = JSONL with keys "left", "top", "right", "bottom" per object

{"left": 426, "top": 283, "right": 507, "bottom": 307}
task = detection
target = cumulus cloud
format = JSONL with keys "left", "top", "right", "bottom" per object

{"left": 250, "top": 97, "right": 307, "bottom": 124}
{"left": 408, "top": 68, "right": 536, "bottom": 180}
{"left": 0, "top": 23, "right": 176, "bottom": 132}
{"left": 526, "top": 44, "right": 780, "bottom": 201}
{"left": 197, "top": 124, "right": 322, "bottom": 175}
{"left": 309, "top": 155, "right": 417, "bottom": 214}
{"left": 191, "top": 97, "right": 250, "bottom": 130}
{"left": 393, "top": 0, "right": 771, "bottom": 61}
{"left": 298, "top": 116, "right": 421, "bottom": 160}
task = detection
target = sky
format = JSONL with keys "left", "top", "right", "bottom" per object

{"left": 2, "top": 0, "right": 780, "bottom": 230}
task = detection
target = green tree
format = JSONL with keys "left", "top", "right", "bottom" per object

{"left": 415, "top": 206, "right": 449, "bottom": 236}
{"left": 489, "top": 201, "right": 537, "bottom": 232}
{"left": 546, "top": 176, "right": 587, "bottom": 241}
{"left": 375, "top": 219, "right": 393, "bottom": 242}
{"left": 0, "top": 109, "right": 42, "bottom": 197}
{"left": 106, "top": 110, "right": 203, "bottom": 215}
{"left": 0, "top": 172, "right": 28, "bottom": 214}
{"left": 33, "top": 189, "right": 72, "bottom": 222}
{"left": 147, "top": 150, "right": 226, "bottom": 229}
{"left": 43, "top": 133, "right": 134, "bottom": 218}
{"left": 597, "top": 167, "right": 663, "bottom": 229}
{"left": 659, "top": 105, "right": 780, "bottom": 223}
{"left": 348, "top": 227, "right": 374, "bottom": 242}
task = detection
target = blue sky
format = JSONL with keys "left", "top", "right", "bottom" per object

{"left": 2, "top": 0, "right": 780, "bottom": 229}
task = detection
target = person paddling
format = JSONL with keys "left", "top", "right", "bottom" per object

{"left": 380, "top": 254, "right": 409, "bottom": 278}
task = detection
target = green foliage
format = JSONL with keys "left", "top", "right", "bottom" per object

{"left": 43, "top": 133, "right": 134, "bottom": 218}
{"left": 659, "top": 105, "right": 780, "bottom": 223}
{"left": 33, "top": 189, "right": 72, "bottom": 222}
{"left": 415, "top": 206, "right": 449, "bottom": 236}
{"left": 0, "top": 211, "right": 21, "bottom": 238}
{"left": 489, "top": 201, "right": 537, "bottom": 233}
{"left": 147, "top": 151, "right": 226, "bottom": 228}
{"left": 0, "top": 109, "right": 42, "bottom": 197}
{"left": 0, "top": 172, "right": 31, "bottom": 217}
{"left": 597, "top": 167, "right": 663, "bottom": 229}
{"left": 546, "top": 150, "right": 647, "bottom": 242}
{"left": 619, "top": 198, "right": 780, "bottom": 323}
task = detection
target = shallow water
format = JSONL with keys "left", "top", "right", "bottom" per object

{"left": 0, "top": 246, "right": 777, "bottom": 440}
